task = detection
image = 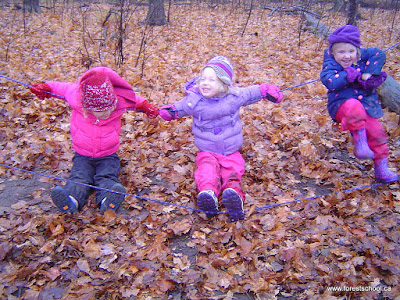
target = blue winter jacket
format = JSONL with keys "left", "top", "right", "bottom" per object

{"left": 320, "top": 47, "right": 386, "bottom": 120}
{"left": 173, "top": 77, "right": 262, "bottom": 155}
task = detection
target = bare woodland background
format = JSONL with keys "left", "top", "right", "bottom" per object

{"left": 0, "top": 0, "right": 400, "bottom": 299}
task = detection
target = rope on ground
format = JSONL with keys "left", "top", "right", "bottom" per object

{"left": 0, "top": 163, "right": 388, "bottom": 216}
{"left": 0, "top": 163, "right": 208, "bottom": 214}
{"left": 254, "top": 182, "right": 384, "bottom": 212}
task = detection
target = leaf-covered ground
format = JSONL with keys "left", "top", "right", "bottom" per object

{"left": 0, "top": 1, "right": 400, "bottom": 299}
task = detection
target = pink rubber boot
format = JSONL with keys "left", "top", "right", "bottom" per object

{"left": 374, "top": 158, "right": 398, "bottom": 183}
{"left": 351, "top": 128, "right": 374, "bottom": 159}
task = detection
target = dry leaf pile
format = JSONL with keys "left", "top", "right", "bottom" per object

{"left": 0, "top": 2, "right": 400, "bottom": 299}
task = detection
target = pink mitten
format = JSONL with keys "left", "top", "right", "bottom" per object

{"left": 260, "top": 83, "right": 283, "bottom": 103}
{"left": 159, "top": 104, "right": 178, "bottom": 121}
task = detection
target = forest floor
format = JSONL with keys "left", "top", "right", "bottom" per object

{"left": 1, "top": 1, "right": 400, "bottom": 299}
{"left": 0, "top": 170, "right": 340, "bottom": 300}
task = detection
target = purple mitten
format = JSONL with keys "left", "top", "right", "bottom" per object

{"left": 344, "top": 66, "right": 362, "bottom": 83}
{"left": 159, "top": 104, "right": 178, "bottom": 121}
{"left": 358, "top": 72, "right": 387, "bottom": 89}
{"left": 259, "top": 83, "right": 283, "bottom": 103}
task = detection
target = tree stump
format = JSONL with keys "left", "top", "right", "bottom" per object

{"left": 377, "top": 74, "right": 400, "bottom": 116}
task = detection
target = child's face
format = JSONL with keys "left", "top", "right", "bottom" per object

{"left": 331, "top": 42, "right": 358, "bottom": 69}
{"left": 198, "top": 67, "right": 225, "bottom": 98}
{"left": 88, "top": 106, "right": 116, "bottom": 120}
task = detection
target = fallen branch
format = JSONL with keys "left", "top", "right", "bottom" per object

{"left": 301, "top": 13, "right": 331, "bottom": 37}
{"left": 377, "top": 74, "right": 400, "bottom": 116}
{"left": 262, "top": 5, "right": 322, "bottom": 18}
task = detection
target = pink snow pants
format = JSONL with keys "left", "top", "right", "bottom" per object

{"left": 194, "top": 151, "right": 245, "bottom": 201}
{"left": 335, "top": 98, "right": 389, "bottom": 160}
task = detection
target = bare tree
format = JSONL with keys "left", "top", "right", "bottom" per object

{"left": 145, "top": 0, "right": 167, "bottom": 26}
{"left": 241, "top": 0, "right": 254, "bottom": 36}
{"left": 347, "top": 0, "right": 359, "bottom": 25}
{"left": 115, "top": 0, "right": 126, "bottom": 66}
{"left": 23, "top": 0, "right": 42, "bottom": 13}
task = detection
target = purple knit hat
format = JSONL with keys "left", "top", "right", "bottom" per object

{"left": 328, "top": 25, "right": 361, "bottom": 51}
{"left": 204, "top": 56, "right": 233, "bottom": 85}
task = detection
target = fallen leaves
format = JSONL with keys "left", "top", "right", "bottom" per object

{"left": 0, "top": 2, "right": 400, "bottom": 299}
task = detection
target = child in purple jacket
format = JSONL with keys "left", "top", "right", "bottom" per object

{"left": 159, "top": 56, "right": 282, "bottom": 222}
{"left": 320, "top": 25, "right": 398, "bottom": 183}
{"left": 30, "top": 67, "right": 159, "bottom": 214}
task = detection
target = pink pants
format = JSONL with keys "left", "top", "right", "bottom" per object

{"left": 195, "top": 151, "right": 245, "bottom": 201}
{"left": 335, "top": 99, "right": 388, "bottom": 160}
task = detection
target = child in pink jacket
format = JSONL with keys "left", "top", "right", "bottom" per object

{"left": 30, "top": 67, "right": 159, "bottom": 214}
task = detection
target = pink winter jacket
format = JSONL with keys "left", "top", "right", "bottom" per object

{"left": 47, "top": 67, "right": 146, "bottom": 158}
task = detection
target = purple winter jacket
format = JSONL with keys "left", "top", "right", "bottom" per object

{"left": 173, "top": 77, "right": 262, "bottom": 155}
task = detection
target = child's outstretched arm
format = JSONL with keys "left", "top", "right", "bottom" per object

{"left": 30, "top": 83, "right": 65, "bottom": 100}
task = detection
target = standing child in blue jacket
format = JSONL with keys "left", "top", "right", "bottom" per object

{"left": 320, "top": 25, "right": 398, "bottom": 183}
{"left": 159, "top": 56, "right": 282, "bottom": 221}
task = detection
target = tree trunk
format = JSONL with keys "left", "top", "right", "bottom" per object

{"left": 145, "top": 0, "right": 167, "bottom": 26}
{"left": 23, "top": 0, "right": 42, "bottom": 13}
{"left": 331, "top": 0, "right": 347, "bottom": 12}
{"left": 347, "top": 0, "right": 359, "bottom": 25}
{"left": 360, "top": 0, "right": 400, "bottom": 9}
{"left": 377, "top": 74, "right": 400, "bottom": 116}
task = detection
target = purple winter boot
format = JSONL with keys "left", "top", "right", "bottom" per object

{"left": 197, "top": 190, "right": 219, "bottom": 217}
{"left": 374, "top": 158, "right": 399, "bottom": 183}
{"left": 222, "top": 188, "right": 244, "bottom": 222}
{"left": 351, "top": 128, "right": 374, "bottom": 160}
